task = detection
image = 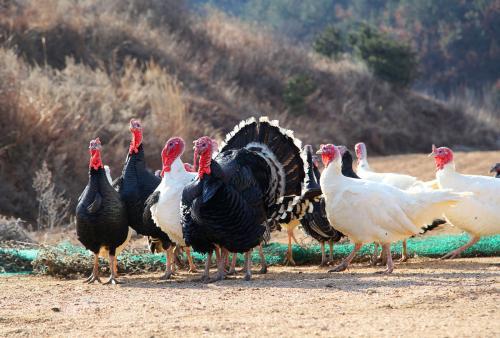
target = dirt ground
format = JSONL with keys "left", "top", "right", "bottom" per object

{"left": 1, "top": 257, "right": 499, "bottom": 337}
{"left": 2, "top": 151, "right": 499, "bottom": 337}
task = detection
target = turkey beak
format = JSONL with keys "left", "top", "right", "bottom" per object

{"left": 316, "top": 149, "right": 323, "bottom": 155}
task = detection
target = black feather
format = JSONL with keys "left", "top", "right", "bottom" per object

{"left": 76, "top": 167, "right": 129, "bottom": 255}
{"left": 182, "top": 118, "right": 306, "bottom": 254}
{"left": 114, "top": 144, "right": 171, "bottom": 246}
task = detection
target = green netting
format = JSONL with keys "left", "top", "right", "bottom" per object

{"left": 1, "top": 234, "right": 499, "bottom": 277}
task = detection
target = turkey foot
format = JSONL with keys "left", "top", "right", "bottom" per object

{"left": 441, "top": 236, "right": 480, "bottom": 260}
{"left": 160, "top": 247, "right": 174, "bottom": 280}
{"left": 328, "top": 262, "right": 349, "bottom": 272}
{"left": 209, "top": 248, "right": 227, "bottom": 282}
{"left": 85, "top": 254, "right": 101, "bottom": 284}
{"left": 103, "top": 255, "right": 122, "bottom": 285}
{"left": 328, "top": 242, "right": 362, "bottom": 273}
{"left": 257, "top": 244, "right": 267, "bottom": 274}
{"left": 199, "top": 250, "right": 212, "bottom": 282}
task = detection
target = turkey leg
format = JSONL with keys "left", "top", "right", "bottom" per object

{"left": 244, "top": 250, "right": 253, "bottom": 281}
{"left": 441, "top": 235, "right": 480, "bottom": 259}
{"left": 257, "top": 244, "right": 267, "bottom": 274}
{"left": 104, "top": 254, "right": 121, "bottom": 285}
{"left": 85, "top": 253, "right": 101, "bottom": 284}
{"left": 377, "top": 243, "right": 394, "bottom": 274}
{"left": 283, "top": 226, "right": 296, "bottom": 266}
{"left": 185, "top": 247, "right": 197, "bottom": 273}
{"left": 319, "top": 242, "right": 327, "bottom": 267}
{"left": 370, "top": 243, "right": 379, "bottom": 266}
{"left": 399, "top": 239, "right": 409, "bottom": 262}
{"left": 328, "top": 240, "right": 335, "bottom": 265}
{"left": 227, "top": 253, "right": 238, "bottom": 275}
{"left": 160, "top": 247, "right": 174, "bottom": 280}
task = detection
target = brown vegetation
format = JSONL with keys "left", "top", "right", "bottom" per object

{"left": 1, "top": 0, "right": 498, "bottom": 223}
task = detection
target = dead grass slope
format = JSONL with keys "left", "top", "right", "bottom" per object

{"left": 0, "top": 0, "right": 498, "bottom": 222}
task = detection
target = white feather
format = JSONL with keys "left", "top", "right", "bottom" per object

{"left": 149, "top": 158, "right": 196, "bottom": 246}
{"left": 320, "top": 150, "right": 468, "bottom": 244}
{"left": 436, "top": 162, "right": 500, "bottom": 236}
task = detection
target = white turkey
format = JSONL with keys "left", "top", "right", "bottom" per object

{"left": 144, "top": 137, "right": 198, "bottom": 279}
{"left": 355, "top": 142, "right": 441, "bottom": 262}
{"left": 431, "top": 145, "right": 500, "bottom": 258}
{"left": 355, "top": 142, "right": 420, "bottom": 189}
{"left": 316, "top": 144, "right": 468, "bottom": 273}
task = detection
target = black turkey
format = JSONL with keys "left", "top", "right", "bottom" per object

{"left": 76, "top": 138, "right": 129, "bottom": 285}
{"left": 113, "top": 119, "right": 171, "bottom": 251}
{"left": 181, "top": 117, "right": 306, "bottom": 281}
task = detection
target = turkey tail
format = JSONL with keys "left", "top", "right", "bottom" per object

{"left": 408, "top": 190, "right": 472, "bottom": 227}
{"left": 420, "top": 219, "right": 446, "bottom": 234}
{"left": 220, "top": 116, "right": 305, "bottom": 202}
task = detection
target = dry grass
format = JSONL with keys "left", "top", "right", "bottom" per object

{"left": 0, "top": 0, "right": 498, "bottom": 223}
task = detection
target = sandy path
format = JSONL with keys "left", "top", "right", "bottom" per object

{"left": 1, "top": 257, "right": 499, "bottom": 337}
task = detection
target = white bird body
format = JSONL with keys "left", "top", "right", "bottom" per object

{"left": 355, "top": 143, "right": 420, "bottom": 190}
{"left": 436, "top": 163, "right": 500, "bottom": 236}
{"left": 150, "top": 158, "right": 196, "bottom": 246}
{"left": 320, "top": 149, "right": 465, "bottom": 245}
{"left": 356, "top": 160, "right": 419, "bottom": 190}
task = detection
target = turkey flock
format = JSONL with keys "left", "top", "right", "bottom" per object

{"left": 76, "top": 117, "right": 500, "bottom": 284}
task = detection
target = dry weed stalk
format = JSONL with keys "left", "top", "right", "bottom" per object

{"left": 32, "top": 161, "right": 70, "bottom": 230}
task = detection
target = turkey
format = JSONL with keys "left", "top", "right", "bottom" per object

{"left": 113, "top": 119, "right": 171, "bottom": 250}
{"left": 431, "top": 145, "right": 500, "bottom": 259}
{"left": 299, "top": 146, "right": 343, "bottom": 267}
{"left": 317, "top": 144, "right": 468, "bottom": 273}
{"left": 355, "top": 142, "right": 419, "bottom": 189}
{"left": 181, "top": 117, "right": 306, "bottom": 281}
{"left": 144, "top": 137, "right": 197, "bottom": 279}
{"left": 76, "top": 138, "right": 130, "bottom": 285}
{"left": 267, "top": 145, "right": 350, "bottom": 267}
{"left": 354, "top": 142, "right": 441, "bottom": 262}
{"left": 491, "top": 163, "right": 500, "bottom": 178}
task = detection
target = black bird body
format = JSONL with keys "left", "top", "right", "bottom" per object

{"left": 182, "top": 117, "right": 306, "bottom": 255}
{"left": 491, "top": 163, "right": 500, "bottom": 178}
{"left": 114, "top": 143, "right": 171, "bottom": 248}
{"left": 77, "top": 167, "right": 129, "bottom": 256}
{"left": 182, "top": 149, "right": 269, "bottom": 253}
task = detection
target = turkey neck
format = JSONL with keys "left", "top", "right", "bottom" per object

{"left": 319, "top": 158, "right": 343, "bottom": 191}
{"left": 357, "top": 157, "right": 371, "bottom": 171}
{"left": 341, "top": 152, "right": 360, "bottom": 179}
{"left": 82, "top": 168, "right": 109, "bottom": 206}
{"left": 161, "top": 158, "right": 185, "bottom": 180}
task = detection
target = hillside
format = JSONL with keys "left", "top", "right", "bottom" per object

{"left": 0, "top": 0, "right": 498, "bottom": 223}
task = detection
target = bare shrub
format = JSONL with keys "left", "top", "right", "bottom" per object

{"left": 32, "top": 161, "right": 70, "bottom": 229}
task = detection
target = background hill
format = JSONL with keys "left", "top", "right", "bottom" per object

{"left": 0, "top": 0, "right": 498, "bottom": 224}
{"left": 192, "top": 0, "right": 500, "bottom": 97}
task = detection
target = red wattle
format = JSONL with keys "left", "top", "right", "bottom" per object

{"left": 321, "top": 153, "right": 333, "bottom": 167}
{"left": 197, "top": 152, "right": 212, "bottom": 179}
{"left": 129, "top": 130, "right": 143, "bottom": 154}
{"left": 89, "top": 150, "right": 103, "bottom": 170}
